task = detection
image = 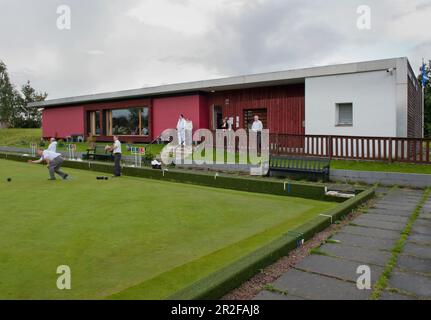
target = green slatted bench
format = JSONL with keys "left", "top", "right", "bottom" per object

{"left": 83, "top": 145, "right": 114, "bottom": 162}
{"left": 268, "top": 156, "right": 330, "bottom": 182}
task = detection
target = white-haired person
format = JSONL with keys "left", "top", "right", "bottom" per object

{"left": 47, "top": 138, "right": 57, "bottom": 152}
{"left": 106, "top": 136, "right": 122, "bottom": 177}
{"left": 28, "top": 149, "right": 69, "bottom": 181}
{"left": 177, "top": 114, "right": 186, "bottom": 146}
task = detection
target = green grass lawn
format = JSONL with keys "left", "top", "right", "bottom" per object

{"left": 0, "top": 128, "right": 42, "bottom": 146}
{"left": 331, "top": 160, "right": 431, "bottom": 175}
{"left": 0, "top": 159, "right": 336, "bottom": 299}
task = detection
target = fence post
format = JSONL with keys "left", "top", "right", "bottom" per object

{"left": 328, "top": 136, "right": 332, "bottom": 160}
{"left": 388, "top": 138, "right": 393, "bottom": 163}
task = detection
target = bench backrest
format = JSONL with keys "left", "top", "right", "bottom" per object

{"left": 270, "top": 156, "right": 330, "bottom": 171}
{"left": 94, "top": 145, "right": 109, "bottom": 155}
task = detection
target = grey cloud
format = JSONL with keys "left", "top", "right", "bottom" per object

{"left": 0, "top": 0, "right": 429, "bottom": 99}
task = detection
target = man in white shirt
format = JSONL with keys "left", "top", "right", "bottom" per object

{"left": 185, "top": 119, "right": 193, "bottom": 147}
{"left": 177, "top": 114, "right": 186, "bottom": 146}
{"left": 251, "top": 115, "right": 264, "bottom": 153}
{"left": 106, "top": 136, "right": 122, "bottom": 177}
{"left": 47, "top": 138, "right": 57, "bottom": 152}
{"left": 28, "top": 149, "right": 69, "bottom": 180}
{"left": 251, "top": 115, "right": 263, "bottom": 132}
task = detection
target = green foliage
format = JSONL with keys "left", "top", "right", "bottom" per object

{"left": 12, "top": 81, "right": 47, "bottom": 128}
{"left": 0, "top": 60, "right": 47, "bottom": 128}
{"left": 0, "top": 60, "right": 18, "bottom": 126}
{"left": 419, "top": 61, "right": 431, "bottom": 137}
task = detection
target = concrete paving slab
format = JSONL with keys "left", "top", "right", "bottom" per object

{"left": 396, "top": 254, "right": 431, "bottom": 274}
{"left": 419, "top": 212, "right": 431, "bottom": 220}
{"left": 408, "top": 233, "right": 431, "bottom": 246}
{"left": 366, "top": 208, "right": 413, "bottom": 217}
{"left": 413, "top": 219, "right": 431, "bottom": 229}
{"left": 388, "top": 271, "right": 431, "bottom": 298}
{"left": 360, "top": 213, "right": 408, "bottom": 224}
{"left": 372, "top": 206, "right": 411, "bottom": 214}
{"left": 411, "top": 225, "right": 431, "bottom": 236}
{"left": 352, "top": 218, "right": 405, "bottom": 231}
{"left": 342, "top": 225, "right": 400, "bottom": 240}
{"left": 294, "top": 254, "right": 384, "bottom": 284}
{"left": 380, "top": 291, "right": 415, "bottom": 300}
{"left": 331, "top": 232, "right": 396, "bottom": 250}
{"left": 403, "top": 243, "right": 431, "bottom": 260}
{"left": 319, "top": 243, "right": 391, "bottom": 267}
{"left": 272, "top": 269, "right": 370, "bottom": 300}
{"left": 253, "top": 291, "right": 305, "bottom": 300}
{"left": 375, "top": 202, "right": 417, "bottom": 210}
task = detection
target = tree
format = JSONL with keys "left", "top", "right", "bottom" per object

{"left": 0, "top": 59, "right": 48, "bottom": 128}
{"left": 419, "top": 62, "right": 431, "bottom": 137}
{"left": 0, "top": 60, "right": 17, "bottom": 127}
{"left": 12, "top": 81, "right": 48, "bottom": 128}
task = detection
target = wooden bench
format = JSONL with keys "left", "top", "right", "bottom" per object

{"left": 268, "top": 156, "right": 330, "bottom": 182}
{"left": 83, "top": 145, "right": 114, "bottom": 162}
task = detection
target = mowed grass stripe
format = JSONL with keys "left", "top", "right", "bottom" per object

{"left": 0, "top": 159, "right": 336, "bottom": 299}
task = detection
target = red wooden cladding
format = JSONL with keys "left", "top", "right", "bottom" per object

{"left": 269, "top": 134, "right": 431, "bottom": 164}
{"left": 207, "top": 84, "right": 305, "bottom": 135}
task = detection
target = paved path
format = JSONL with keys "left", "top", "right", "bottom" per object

{"left": 254, "top": 188, "right": 431, "bottom": 300}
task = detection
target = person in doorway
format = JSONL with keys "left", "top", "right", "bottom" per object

{"left": 106, "top": 136, "right": 122, "bottom": 177}
{"left": 177, "top": 114, "right": 186, "bottom": 146}
{"left": 47, "top": 138, "right": 57, "bottom": 152}
{"left": 221, "top": 118, "right": 228, "bottom": 131}
{"left": 28, "top": 149, "right": 69, "bottom": 181}
{"left": 251, "top": 115, "right": 264, "bottom": 153}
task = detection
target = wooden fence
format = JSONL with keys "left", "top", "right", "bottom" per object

{"left": 269, "top": 134, "right": 431, "bottom": 164}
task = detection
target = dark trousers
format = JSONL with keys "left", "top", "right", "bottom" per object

{"left": 257, "top": 132, "right": 262, "bottom": 155}
{"left": 114, "top": 153, "right": 122, "bottom": 176}
{"left": 48, "top": 157, "right": 67, "bottom": 180}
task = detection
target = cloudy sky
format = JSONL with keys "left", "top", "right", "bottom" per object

{"left": 0, "top": 0, "right": 430, "bottom": 99}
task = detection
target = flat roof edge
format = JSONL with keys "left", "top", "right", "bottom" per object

{"left": 29, "top": 57, "right": 406, "bottom": 108}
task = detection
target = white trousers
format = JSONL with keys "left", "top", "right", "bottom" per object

{"left": 178, "top": 129, "right": 186, "bottom": 145}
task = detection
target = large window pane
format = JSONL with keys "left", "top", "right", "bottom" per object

{"left": 111, "top": 108, "right": 149, "bottom": 136}
{"left": 141, "top": 107, "right": 149, "bottom": 136}
{"left": 112, "top": 109, "right": 137, "bottom": 135}
{"left": 95, "top": 111, "right": 101, "bottom": 135}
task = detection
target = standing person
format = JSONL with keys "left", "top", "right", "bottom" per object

{"left": 251, "top": 115, "right": 264, "bottom": 153}
{"left": 28, "top": 149, "right": 69, "bottom": 181}
{"left": 47, "top": 138, "right": 57, "bottom": 152}
{"left": 177, "top": 114, "right": 186, "bottom": 146}
{"left": 221, "top": 118, "right": 228, "bottom": 131}
{"left": 185, "top": 118, "right": 193, "bottom": 147}
{"left": 107, "top": 136, "right": 122, "bottom": 177}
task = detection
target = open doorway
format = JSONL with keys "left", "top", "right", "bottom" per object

{"left": 212, "top": 105, "right": 223, "bottom": 130}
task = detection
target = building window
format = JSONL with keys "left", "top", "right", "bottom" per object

{"left": 336, "top": 103, "right": 353, "bottom": 126}
{"left": 88, "top": 111, "right": 101, "bottom": 136}
{"left": 105, "top": 107, "right": 150, "bottom": 136}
